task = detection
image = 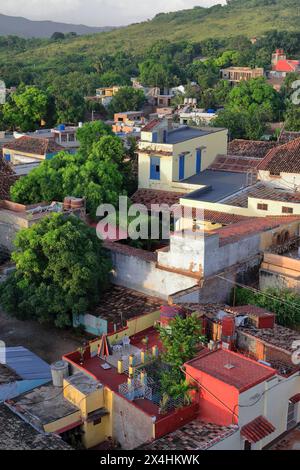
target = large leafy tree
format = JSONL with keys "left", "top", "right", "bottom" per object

{"left": 284, "top": 106, "right": 300, "bottom": 131}
{"left": 108, "top": 87, "right": 146, "bottom": 116}
{"left": 2, "top": 85, "right": 49, "bottom": 131}
{"left": 0, "top": 214, "right": 111, "bottom": 327}
{"left": 10, "top": 122, "right": 126, "bottom": 218}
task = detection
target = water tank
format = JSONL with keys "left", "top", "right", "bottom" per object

{"left": 160, "top": 305, "right": 185, "bottom": 327}
{"left": 207, "top": 109, "right": 215, "bottom": 114}
{"left": 51, "top": 360, "right": 69, "bottom": 387}
{"left": 78, "top": 122, "right": 83, "bottom": 128}
{"left": 58, "top": 124, "right": 65, "bottom": 131}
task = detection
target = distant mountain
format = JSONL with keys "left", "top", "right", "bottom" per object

{"left": 0, "top": 13, "right": 115, "bottom": 38}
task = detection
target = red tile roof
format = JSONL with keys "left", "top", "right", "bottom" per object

{"left": 290, "top": 394, "right": 300, "bottom": 404}
{"left": 186, "top": 348, "right": 276, "bottom": 392}
{"left": 213, "top": 215, "right": 300, "bottom": 245}
{"left": 3, "top": 136, "right": 64, "bottom": 155}
{"left": 201, "top": 209, "right": 251, "bottom": 225}
{"left": 241, "top": 416, "right": 276, "bottom": 443}
{"left": 141, "top": 119, "right": 160, "bottom": 132}
{"left": 228, "top": 139, "right": 278, "bottom": 159}
{"left": 273, "top": 59, "right": 300, "bottom": 73}
{"left": 227, "top": 305, "right": 274, "bottom": 318}
{"left": 209, "top": 154, "right": 261, "bottom": 173}
{"left": 258, "top": 138, "right": 300, "bottom": 173}
{"left": 131, "top": 189, "right": 182, "bottom": 210}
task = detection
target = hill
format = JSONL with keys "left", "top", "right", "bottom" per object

{"left": 0, "top": 13, "right": 115, "bottom": 38}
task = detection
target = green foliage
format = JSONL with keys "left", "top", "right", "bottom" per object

{"left": 108, "top": 87, "right": 146, "bottom": 116}
{"left": 2, "top": 85, "right": 49, "bottom": 131}
{"left": 10, "top": 121, "right": 126, "bottom": 218}
{"left": 233, "top": 287, "right": 300, "bottom": 327}
{"left": 284, "top": 106, "right": 300, "bottom": 131}
{"left": 0, "top": 214, "right": 111, "bottom": 327}
{"left": 157, "top": 314, "right": 205, "bottom": 400}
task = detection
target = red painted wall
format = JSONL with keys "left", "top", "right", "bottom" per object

{"left": 185, "top": 364, "right": 239, "bottom": 426}
{"left": 154, "top": 402, "right": 199, "bottom": 439}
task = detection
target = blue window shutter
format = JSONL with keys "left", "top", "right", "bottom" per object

{"left": 196, "top": 149, "right": 202, "bottom": 174}
{"left": 163, "top": 130, "right": 167, "bottom": 143}
{"left": 179, "top": 154, "right": 185, "bottom": 180}
{"left": 4, "top": 153, "right": 11, "bottom": 162}
{"left": 150, "top": 156, "right": 160, "bottom": 180}
{"left": 152, "top": 132, "right": 158, "bottom": 143}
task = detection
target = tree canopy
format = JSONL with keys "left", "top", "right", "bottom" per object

{"left": 0, "top": 214, "right": 111, "bottom": 327}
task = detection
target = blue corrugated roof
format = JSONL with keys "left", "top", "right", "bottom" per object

{"left": 5, "top": 347, "right": 51, "bottom": 381}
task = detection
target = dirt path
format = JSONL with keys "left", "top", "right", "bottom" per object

{"left": 0, "top": 308, "right": 86, "bottom": 364}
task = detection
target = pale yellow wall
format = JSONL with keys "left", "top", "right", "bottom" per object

{"left": 3, "top": 148, "right": 45, "bottom": 163}
{"left": 43, "top": 410, "right": 81, "bottom": 434}
{"left": 258, "top": 170, "right": 300, "bottom": 190}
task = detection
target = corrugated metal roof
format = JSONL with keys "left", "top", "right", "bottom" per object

{"left": 5, "top": 347, "right": 51, "bottom": 381}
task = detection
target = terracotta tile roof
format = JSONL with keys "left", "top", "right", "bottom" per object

{"left": 139, "top": 420, "right": 238, "bottom": 450}
{"left": 141, "top": 119, "right": 160, "bottom": 132}
{"left": 239, "top": 324, "right": 300, "bottom": 354}
{"left": 213, "top": 215, "right": 300, "bottom": 246}
{"left": 3, "top": 136, "right": 64, "bottom": 156}
{"left": 91, "top": 285, "right": 164, "bottom": 324}
{"left": 241, "top": 416, "right": 275, "bottom": 443}
{"left": 201, "top": 209, "right": 251, "bottom": 225}
{"left": 131, "top": 189, "right": 182, "bottom": 210}
{"left": 228, "top": 139, "right": 278, "bottom": 159}
{"left": 290, "top": 394, "right": 300, "bottom": 404}
{"left": 222, "top": 182, "right": 300, "bottom": 208}
{"left": 0, "top": 158, "right": 17, "bottom": 199}
{"left": 258, "top": 138, "right": 300, "bottom": 173}
{"left": 209, "top": 154, "right": 261, "bottom": 173}
{"left": 273, "top": 59, "right": 300, "bottom": 73}
{"left": 227, "top": 305, "right": 275, "bottom": 318}
{"left": 186, "top": 348, "right": 276, "bottom": 392}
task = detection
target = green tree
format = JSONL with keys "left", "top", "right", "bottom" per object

{"left": 2, "top": 85, "right": 49, "bottom": 131}
{"left": 0, "top": 214, "right": 111, "bottom": 327}
{"left": 108, "top": 87, "right": 145, "bottom": 116}
{"left": 76, "top": 120, "right": 113, "bottom": 156}
{"left": 157, "top": 314, "right": 205, "bottom": 399}
{"left": 284, "top": 106, "right": 300, "bottom": 131}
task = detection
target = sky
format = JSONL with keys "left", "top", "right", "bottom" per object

{"left": 0, "top": 0, "right": 226, "bottom": 27}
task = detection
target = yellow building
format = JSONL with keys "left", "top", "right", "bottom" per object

{"left": 137, "top": 120, "right": 228, "bottom": 194}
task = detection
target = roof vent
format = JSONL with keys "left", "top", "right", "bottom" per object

{"left": 224, "top": 363, "right": 235, "bottom": 370}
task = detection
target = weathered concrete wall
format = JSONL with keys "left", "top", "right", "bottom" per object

{"left": 112, "top": 393, "right": 154, "bottom": 449}
{"left": 260, "top": 268, "right": 300, "bottom": 293}
{"left": 110, "top": 251, "right": 198, "bottom": 299}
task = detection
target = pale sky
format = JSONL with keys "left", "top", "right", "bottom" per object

{"left": 0, "top": 0, "right": 226, "bottom": 27}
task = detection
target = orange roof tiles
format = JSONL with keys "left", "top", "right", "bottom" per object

{"left": 209, "top": 154, "right": 261, "bottom": 173}
{"left": 3, "top": 136, "right": 64, "bottom": 155}
{"left": 228, "top": 139, "right": 278, "bottom": 159}
{"left": 141, "top": 119, "right": 160, "bottom": 132}
{"left": 131, "top": 189, "right": 182, "bottom": 210}
{"left": 241, "top": 416, "right": 275, "bottom": 443}
{"left": 258, "top": 137, "right": 300, "bottom": 173}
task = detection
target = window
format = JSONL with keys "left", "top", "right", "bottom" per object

{"left": 257, "top": 203, "right": 268, "bottom": 211}
{"left": 93, "top": 417, "right": 102, "bottom": 426}
{"left": 282, "top": 206, "right": 293, "bottom": 214}
{"left": 150, "top": 156, "right": 160, "bottom": 180}
{"left": 270, "top": 171, "right": 281, "bottom": 177}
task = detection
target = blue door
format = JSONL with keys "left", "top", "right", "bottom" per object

{"left": 150, "top": 156, "right": 160, "bottom": 180}
{"left": 152, "top": 132, "right": 158, "bottom": 143}
{"left": 196, "top": 149, "right": 202, "bottom": 174}
{"left": 179, "top": 154, "right": 185, "bottom": 180}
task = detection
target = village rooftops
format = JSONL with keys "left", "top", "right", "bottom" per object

{"left": 139, "top": 420, "right": 238, "bottom": 450}
{"left": 181, "top": 170, "right": 248, "bottom": 203}
{"left": 0, "top": 404, "right": 72, "bottom": 450}
{"left": 258, "top": 138, "right": 300, "bottom": 174}
{"left": 185, "top": 348, "right": 276, "bottom": 392}
{"left": 131, "top": 188, "right": 182, "bottom": 210}
{"left": 164, "top": 126, "right": 225, "bottom": 145}
{"left": 2, "top": 135, "right": 64, "bottom": 155}
{"left": 221, "top": 182, "right": 300, "bottom": 208}
{"left": 208, "top": 154, "right": 261, "bottom": 173}
{"left": 238, "top": 324, "right": 300, "bottom": 355}
{"left": 228, "top": 139, "right": 278, "bottom": 159}
{"left": 90, "top": 285, "right": 164, "bottom": 323}
{"left": 7, "top": 383, "right": 79, "bottom": 432}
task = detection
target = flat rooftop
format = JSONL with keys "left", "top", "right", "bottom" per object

{"left": 140, "top": 420, "right": 238, "bottom": 450}
{"left": 65, "top": 372, "right": 102, "bottom": 395}
{"left": 92, "top": 285, "right": 164, "bottom": 325}
{"left": 10, "top": 383, "right": 79, "bottom": 430}
{"left": 0, "top": 404, "right": 72, "bottom": 450}
{"left": 165, "top": 126, "right": 225, "bottom": 145}
{"left": 186, "top": 348, "right": 276, "bottom": 392}
{"left": 221, "top": 182, "right": 300, "bottom": 208}
{"left": 182, "top": 170, "right": 248, "bottom": 203}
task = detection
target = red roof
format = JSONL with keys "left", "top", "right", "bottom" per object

{"left": 141, "top": 119, "right": 160, "bottom": 132}
{"left": 241, "top": 416, "right": 275, "bottom": 443}
{"left": 290, "top": 394, "right": 300, "bottom": 404}
{"left": 186, "top": 348, "right": 276, "bottom": 392}
{"left": 227, "top": 305, "right": 274, "bottom": 318}
{"left": 258, "top": 137, "right": 300, "bottom": 173}
{"left": 3, "top": 136, "right": 64, "bottom": 155}
{"left": 273, "top": 59, "right": 300, "bottom": 73}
